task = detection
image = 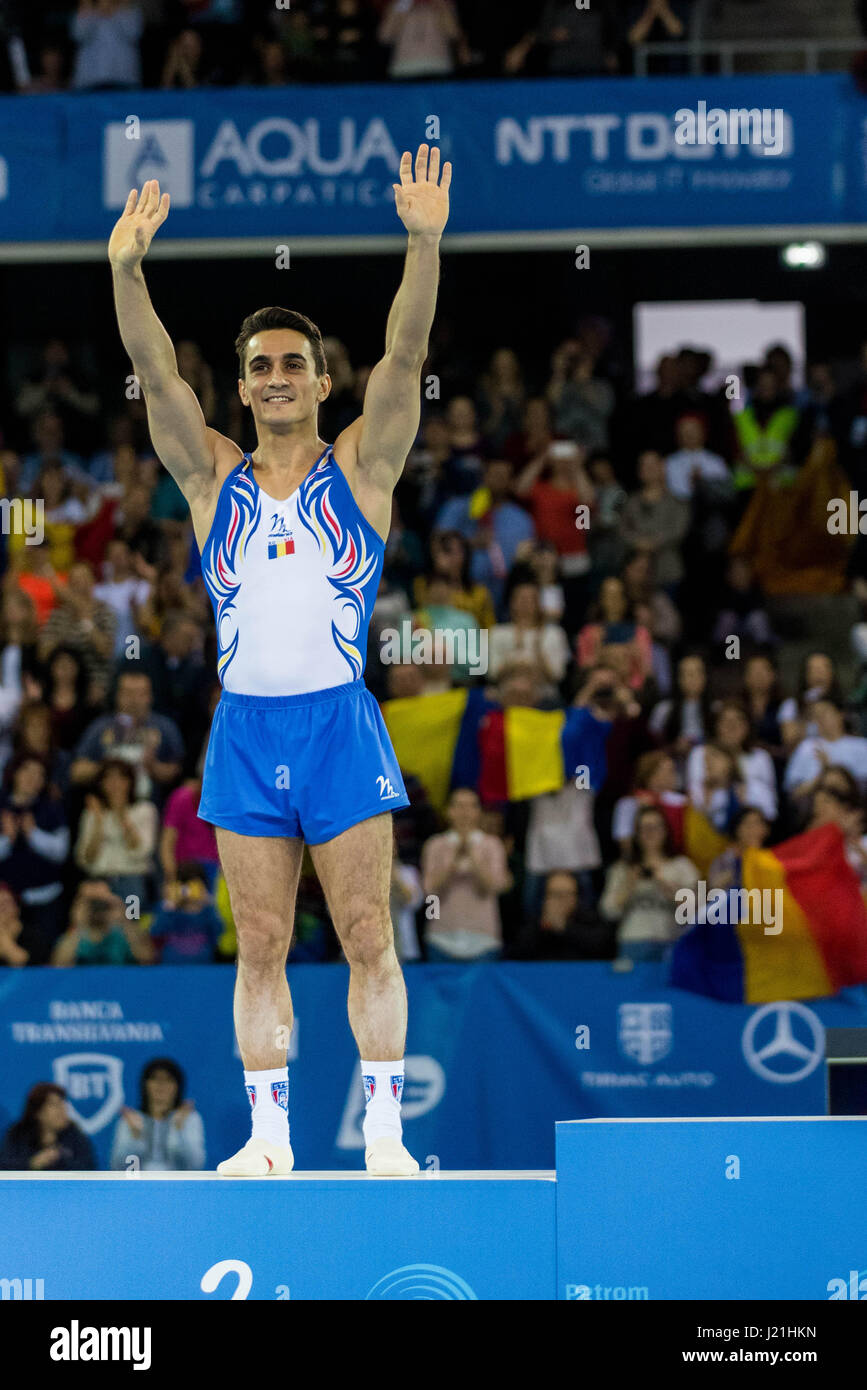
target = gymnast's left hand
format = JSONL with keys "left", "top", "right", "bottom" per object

{"left": 393, "top": 144, "right": 452, "bottom": 238}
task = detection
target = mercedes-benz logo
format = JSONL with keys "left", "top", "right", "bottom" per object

{"left": 742, "top": 1001, "right": 825, "bottom": 1083}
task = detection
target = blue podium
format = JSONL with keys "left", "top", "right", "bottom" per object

{"left": 0, "top": 1171, "right": 556, "bottom": 1301}
{"left": 556, "top": 1117, "right": 867, "bottom": 1300}
{"left": 5, "top": 1118, "right": 866, "bottom": 1299}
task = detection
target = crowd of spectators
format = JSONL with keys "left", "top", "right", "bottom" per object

{"left": 0, "top": 1062, "right": 204, "bottom": 1170}
{"left": 3, "top": 313, "right": 867, "bottom": 969}
{"left": 1, "top": 0, "right": 852, "bottom": 95}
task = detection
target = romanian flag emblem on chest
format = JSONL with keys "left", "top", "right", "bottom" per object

{"left": 268, "top": 537, "right": 295, "bottom": 559}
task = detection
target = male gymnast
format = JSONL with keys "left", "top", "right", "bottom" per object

{"left": 109, "top": 144, "right": 451, "bottom": 1175}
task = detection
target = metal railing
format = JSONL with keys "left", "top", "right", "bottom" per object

{"left": 634, "top": 37, "right": 865, "bottom": 76}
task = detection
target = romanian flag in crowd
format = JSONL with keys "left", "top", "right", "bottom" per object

{"left": 671, "top": 822, "right": 867, "bottom": 1003}
{"left": 382, "top": 688, "right": 611, "bottom": 810}
{"left": 682, "top": 804, "right": 731, "bottom": 878}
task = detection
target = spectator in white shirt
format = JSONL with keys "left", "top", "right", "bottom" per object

{"left": 379, "top": 0, "right": 468, "bottom": 80}
{"left": 93, "top": 538, "right": 153, "bottom": 658}
{"left": 488, "top": 581, "right": 570, "bottom": 699}
{"left": 72, "top": 0, "right": 143, "bottom": 91}
{"left": 784, "top": 698, "right": 867, "bottom": 803}
{"left": 665, "top": 414, "right": 732, "bottom": 501}
{"left": 687, "top": 700, "right": 778, "bottom": 824}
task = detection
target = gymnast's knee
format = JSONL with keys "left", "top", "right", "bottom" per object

{"left": 236, "top": 914, "right": 292, "bottom": 975}
{"left": 340, "top": 912, "right": 395, "bottom": 970}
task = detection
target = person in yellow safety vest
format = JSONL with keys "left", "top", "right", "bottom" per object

{"left": 733, "top": 367, "right": 799, "bottom": 490}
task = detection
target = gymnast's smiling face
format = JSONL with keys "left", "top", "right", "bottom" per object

{"left": 238, "top": 329, "right": 332, "bottom": 433}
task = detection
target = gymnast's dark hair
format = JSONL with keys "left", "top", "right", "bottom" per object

{"left": 235, "top": 307, "right": 327, "bottom": 377}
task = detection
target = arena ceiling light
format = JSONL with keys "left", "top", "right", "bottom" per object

{"left": 780, "top": 241, "right": 827, "bottom": 269}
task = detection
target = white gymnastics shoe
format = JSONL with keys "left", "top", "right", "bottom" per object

{"left": 216, "top": 1138, "right": 294, "bottom": 1176}
{"left": 365, "top": 1136, "right": 420, "bottom": 1176}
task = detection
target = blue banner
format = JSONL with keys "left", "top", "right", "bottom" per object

{"left": 0, "top": 75, "right": 865, "bottom": 243}
{"left": 2, "top": 963, "right": 867, "bottom": 1172}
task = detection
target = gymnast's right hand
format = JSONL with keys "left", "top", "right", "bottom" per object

{"left": 108, "top": 180, "right": 171, "bottom": 268}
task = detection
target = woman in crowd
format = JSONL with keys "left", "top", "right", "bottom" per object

{"left": 649, "top": 651, "right": 712, "bottom": 763}
{"left": 687, "top": 700, "right": 778, "bottom": 825}
{"left": 420, "top": 786, "right": 512, "bottom": 961}
{"left": 476, "top": 347, "right": 526, "bottom": 452}
{"left": 42, "top": 645, "right": 102, "bottom": 753}
{"left": 807, "top": 767, "right": 867, "bottom": 884}
{"left": 620, "top": 447, "right": 690, "bottom": 596}
{"left": 0, "top": 1082, "right": 95, "bottom": 1171}
{"left": 739, "top": 650, "right": 785, "bottom": 755}
{"left": 575, "top": 575, "right": 653, "bottom": 692}
{"left": 600, "top": 804, "right": 699, "bottom": 962}
{"left": 503, "top": 396, "right": 555, "bottom": 470}
{"left": 412, "top": 528, "right": 495, "bottom": 631}
{"left": 620, "top": 548, "right": 682, "bottom": 647}
{"left": 511, "top": 869, "right": 615, "bottom": 961}
{"left": 11, "top": 699, "right": 72, "bottom": 794}
{"left": 74, "top": 757, "right": 158, "bottom": 909}
{"left": 778, "top": 650, "right": 844, "bottom": 754}
{"left": 784, "top": 696, "right": 867, "bottom": 808}
{"left": 611, "top": 749, "right": 687, "bottom": 856}
{"left": 0, "top": 752, "right": 69, "bottom": 962}
{"left": 488, "top": 581, "right": 571, "bottom": 700}
{"left": 110, "top": 1057, "right": 205, "bottom": 1171}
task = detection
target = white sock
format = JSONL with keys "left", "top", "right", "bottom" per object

{"left": 360, "top": 1059, "right": 404, "bottom": 1144}
{"left": 244, "top": 1067, "right": 290, "bottom": 1148}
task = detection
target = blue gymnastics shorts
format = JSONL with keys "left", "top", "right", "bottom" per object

{"left": 199, "top": 678, "right": 409, "bottom": 844}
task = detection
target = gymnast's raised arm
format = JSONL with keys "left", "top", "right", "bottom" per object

{"left": 108, "top": 180, "right": 231, "bottom": 504}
